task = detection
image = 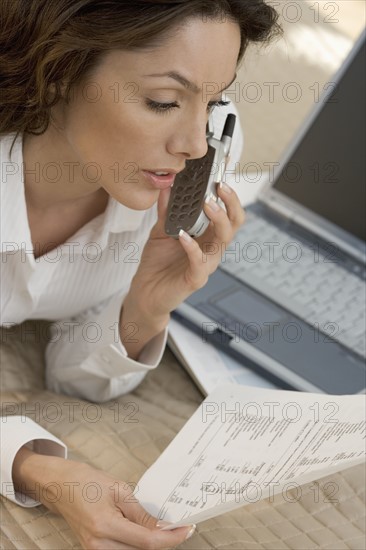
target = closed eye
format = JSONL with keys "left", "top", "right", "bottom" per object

{"left": 208, "top": 99, "right": 231, "bottom": 112}
{"left": 145, "top": 98, "right": 230, "bottom": 115}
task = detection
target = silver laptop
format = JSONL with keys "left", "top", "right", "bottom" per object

{"left": 172, "top": 30, "right": 366, "bottom": 395}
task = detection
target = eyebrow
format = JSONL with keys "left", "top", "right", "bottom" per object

{"left": 143, "top": 70, "right": 237, "bottom": 94}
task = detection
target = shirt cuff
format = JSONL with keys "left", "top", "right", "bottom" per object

{"left": 84, "top": 326, "right": 168, "bottom": 396}
{"left": 81, "top": 292, "right": 168, "bottom": 397}
{"left": 0, "top": 416, "right": 67, "bottom": 507}
{"left": 86, "top": 290, "right": 167, "bottom": 367}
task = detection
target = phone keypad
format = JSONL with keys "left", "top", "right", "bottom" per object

{"left": 165, "top": 146, "right": 216, "bottom": 236}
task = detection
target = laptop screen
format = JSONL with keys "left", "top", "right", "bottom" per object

{"left": 273, "top": 33, "right": 365, "bottom": 243}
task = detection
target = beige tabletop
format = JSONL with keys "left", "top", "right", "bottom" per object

{"left": 1, "top": 2, "right": 365, "bottom": 548}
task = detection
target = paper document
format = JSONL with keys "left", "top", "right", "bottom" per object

{"left": 136, "top": 384, "right": 365, "bottom": 528}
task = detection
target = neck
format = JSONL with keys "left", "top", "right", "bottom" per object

{"left": 22, "top": 122, "right": 104, "bottom": 210}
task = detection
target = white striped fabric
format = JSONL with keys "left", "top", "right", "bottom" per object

{"left": 0, "top": 100, "right": 244, "bottom": 507}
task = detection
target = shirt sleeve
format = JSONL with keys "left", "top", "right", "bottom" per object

{"left": 0, "top": 416, "right": 67, "bottom": 507}
{"left": 45, "top": 290, "right": 168, "bottom": 403}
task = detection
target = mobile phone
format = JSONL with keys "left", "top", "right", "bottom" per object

{"left": 165, "top": 113, "right": 236, "bottom": 238}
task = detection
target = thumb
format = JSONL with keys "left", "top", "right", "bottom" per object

{"left": 118, "top": 493, "right": 157, "bottom": 529}
{"left": 131, "top": 505, "right": 196, "bottom": 541}
{"left": 121, "top": 498, "right": 196, "bottom": 541}
{"left": 132, "top": 503, "right": 159, "bottom": 530}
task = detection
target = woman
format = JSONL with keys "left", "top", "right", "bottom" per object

{"left": 0, "top": 1, "right": 281, "bottom": 548}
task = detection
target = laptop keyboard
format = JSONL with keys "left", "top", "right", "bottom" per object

{"left": 220, "top": 211, "right": 366, "bottom": 358}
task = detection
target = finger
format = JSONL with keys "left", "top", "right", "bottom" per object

{"left": 216, "top": 182, "right": 245, "bottom": 230}
{"left": 157, "top": 186, "right": 171, "bottom": 220}
{"left": 177, "top": 229, "right": 210, "bottom": 290}
{"left": 113, "top": 493, "right": 196, "bottom": 548}
{"left": 105, "top": 514, "right": 195, "bottom": 549}
{"left": 203, "top": 194, "right": 234, "bottom": 245}
{"left": 149, "top": 187, "right": 171, "bottom": 238}
{"left": 86, "top": 538, "right": 134, "bottom": 550}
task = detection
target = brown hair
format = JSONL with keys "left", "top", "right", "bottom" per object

{"left": 0, "top": 0, "right": 282, "bottom": 143}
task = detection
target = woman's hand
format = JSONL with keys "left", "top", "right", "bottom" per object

{"left": 13, "top": 447, "right": 195, "bottom": 549}
{"left": 127, "top": 181, "right": 245, "bottom": 319}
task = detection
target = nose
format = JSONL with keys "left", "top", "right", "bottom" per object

{"left": 167, "top": 114, "right": 209, "bottom": 160}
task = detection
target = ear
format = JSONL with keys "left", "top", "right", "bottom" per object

{"left": 47, "top": 81, "right": 69, "bottom": 104}
{"left": 46, "top": 82, "right": 68, "bottom": 131}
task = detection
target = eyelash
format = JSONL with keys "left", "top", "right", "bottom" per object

{"left": 145, "top": 99, "right": 230, "bottom": 114}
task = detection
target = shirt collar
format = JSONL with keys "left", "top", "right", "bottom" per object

{"left": 1, "top": 132, "right": 32, "bottom": 249}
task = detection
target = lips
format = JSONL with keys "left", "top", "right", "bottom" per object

{"left": 142, "top": 171, "right": 177, "bottom": 189}
{"left": 141, "top": 167, "right": 185, "bottom": 190}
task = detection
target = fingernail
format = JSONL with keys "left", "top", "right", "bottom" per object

{"left": 156, "top": 520, "right": 172, "bottom": 529}
{"left": 178, "top": 229, "right": 192, "bottom": 242}
{"left": 205, "top": 196, "right": 220, "bottom": 211}
{"left": 185, "top": 524, "right": 196, "bottom": 539}
{"left": 219, "top": 182, "right": 232, "bottom": 193}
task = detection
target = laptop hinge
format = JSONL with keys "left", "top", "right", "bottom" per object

{"left": 261, "top": 192, "right": 366, "bottom": 266}
{"left": 260, "top": 193, "right": 294, "bottom": 222}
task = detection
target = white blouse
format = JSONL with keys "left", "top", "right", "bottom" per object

{"left": 0, "top": 101, "right": 244, "bottom": 507}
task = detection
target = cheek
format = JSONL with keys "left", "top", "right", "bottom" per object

{"left": 64, "top": 94, "right": 163, "bottom": 169}
{"left": 64, "top": 101, "right": 122, "bottom": 160}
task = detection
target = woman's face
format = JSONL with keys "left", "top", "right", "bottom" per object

{"left": 58, "top": 17, "right": 241, "bottom": 210}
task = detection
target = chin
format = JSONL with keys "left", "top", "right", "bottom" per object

{"left": 116, "top": 190, "right": 159, "bottom": 211}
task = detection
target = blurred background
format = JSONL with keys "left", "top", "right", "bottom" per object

{"left": 232, "top": 0, "right": 365, "bottom": 190}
